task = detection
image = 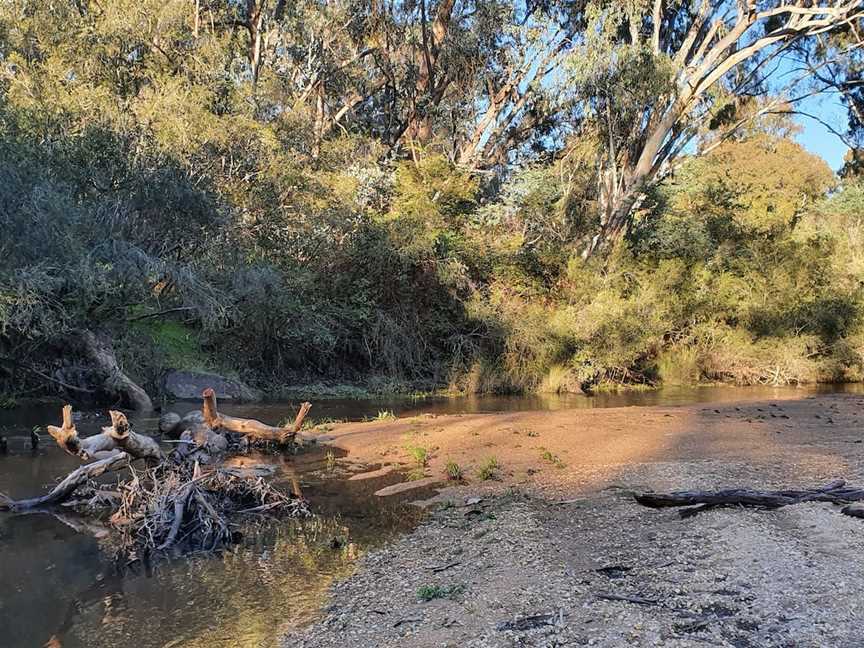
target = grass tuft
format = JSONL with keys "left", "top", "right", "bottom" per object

{"left": 476, "top": 457, "right": 500, "bottom": 481}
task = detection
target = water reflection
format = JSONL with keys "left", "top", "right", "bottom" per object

{"left": 0, "top": 438, "right": 424, "bottom": 648}
{"left": 2, "top": 383, "right": 862, "bottom": 646}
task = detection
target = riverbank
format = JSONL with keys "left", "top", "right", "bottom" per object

{"left": 286, "top": 393, "right": 864, "bottom": 646}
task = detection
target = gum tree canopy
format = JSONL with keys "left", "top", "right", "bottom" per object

{"left": 567, "top": 0, "right": 864, "bottom": 255}
{"left": 221, "top": 1, "right": 863, "bottom": 252}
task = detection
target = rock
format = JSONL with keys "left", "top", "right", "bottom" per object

{"left": 349, "top": 465, "right": 396, "bottom": 481}
{"left": 159, "top": 412, "right": 182, "bottom": 435}
{"left": 160, "top": 371, "right": 262, "bottom": 402}
{"left": 374, "top": 477, "right": 442, "bottom": 497}
{"left": 181, "top": 410, "right": 205, "bottom": 427}
{"left": 160, "top": 410, "right": 205, "bottom": 436}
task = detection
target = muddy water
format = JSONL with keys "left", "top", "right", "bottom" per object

{"left": 0, "top": 406, "right": 427, "bottom": 648}
{"left": 2, "top": 384, "right": 863, "bottom": 647}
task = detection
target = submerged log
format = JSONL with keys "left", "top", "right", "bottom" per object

{"left": 635, "top": 480, "right": 864, "bottom": 519}
{"left": 0, "top": 452, "right": 131, "bottom": 512}
{"left": 46, "top": 405, "right": 162, "bottom": 461}
{"left": 201, "top": 388, "right": 310, "bottom": 444}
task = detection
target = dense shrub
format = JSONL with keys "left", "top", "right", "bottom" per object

{"left": 2, "top": 1, "right": 863, "bottom": 398}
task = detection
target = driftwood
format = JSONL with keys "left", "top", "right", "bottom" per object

{"left": 635, "top": 480, "right": 864, "bottom": 519}
{"left": 111, "top": 461, "right": 309, "bottom": 555}
{"left": 0, "top": 452, "right": 131, "bottom": 512}
{"left": 201, "top": 388, "right": 310, "bottom": 444}
{"left": 5, "top": 390, "right": 313, "bottom": 559}
{"left": 46, "top": 405, "right": 162, "bottom": 462}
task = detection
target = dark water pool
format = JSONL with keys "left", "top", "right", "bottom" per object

{"left": 1, "top": 384, "right": 861, "bottom": 647}
{"left": 0, "top": 406, "right": 426, "bottom": 648}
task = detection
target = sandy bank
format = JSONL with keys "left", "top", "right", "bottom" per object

{"left": 286, "top": 393, "right": 864, "bottom": 647}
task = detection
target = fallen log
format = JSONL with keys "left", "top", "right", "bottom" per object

{"left": 79, "top": 330, "right": 152, "bottom": 411}
{"left": 635, "top": 480, "right": 864, "bottom": 519}
{"left": 201, "top": 388, "right": 310, "bottom": 444}
{"left": 0, "top": 452, "right": 131, "bottom": 512}
{"left": 46, "top": 405, "right": 162, "bottom": 461}
{"left": 104, "top": 410, "right": 163, "bottom": 461}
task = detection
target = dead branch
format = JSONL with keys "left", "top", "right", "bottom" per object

{"left": 8, "top": 399, "right": 310, "bottom": 561}
{"left": 202, "top": 388, "right": 309, "bottom": 444}
{"left": 46, "top": 405, "right": 162, "bottom": 461}
{"left": 104, "top": 410, "right": 163, "bottom": 461}
{"left": 635, "top": 479, "right": 864, "bottom": 518}
{"left": 0, "top": 452, "right": 131, "bottom": 512}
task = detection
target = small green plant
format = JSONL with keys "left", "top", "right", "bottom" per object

{"left": 407, "top": 467, "right": 427, "bottom": 481}
{"left": 540, "top": 449, "right": 566, "bottom": 469}
{"left": 476, "top": 457, "right": 499, "bottom": 481}
{"left": 444, "top": 460, "right": 464, "bottom": 481}
{"left": 324, "top": 449, "right": 336, "bottom": 470}
{"left": 376, "top": 409, "right": 397, "bottom": 421}
{"left": 417, "top": 584, "right": 464, "bottom": 602}
{"left": 406, "top": 444, "right": 429, "bottom": 467}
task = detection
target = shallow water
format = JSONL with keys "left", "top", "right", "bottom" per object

{"left": 1, "top": 384, "right": 862, "bottom": 647}
{"left": 0, "top": 407, "right": 426, "bottom": 648}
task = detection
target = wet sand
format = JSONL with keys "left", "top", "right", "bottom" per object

{"left": 286, "top": 393, "right": 864, "bottom": 647}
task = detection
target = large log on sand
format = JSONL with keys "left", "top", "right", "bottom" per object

{"left": 635, "top": 480, "right": 864, "bottom": 519}
{"left": 47, "top": 405, "right": 162, "bottom": 462}
{"left": 202, "top": 388, "right": 310, "bottom": 444}
{"left": 0, "top": 452, "right": 131, "bottom": 512}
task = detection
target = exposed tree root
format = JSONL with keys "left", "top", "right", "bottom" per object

{"left": 202, "top": 387, "right": 310, "bottom": 444}
{"left": 73, "top": 330, "right": 153, "bottom": 411}
{"left": 46, "top": 405, "right": 162, "bottom": 461}
{"left": 635, "top": 480, "right": 864, "bottom": 519}
{"left": 5, "top": 398, "right": 312, "bottom": 560}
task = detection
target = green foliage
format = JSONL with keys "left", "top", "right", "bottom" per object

{"left": 540, "top": 449, "right": 566, "bottom": 469}
{"left": 406, "top": 445, "right": 429, "bottom": 468}
{"left": 476, "top": 457, "right": 500, "bottom": 481}
{"left": 0, "top": 1, "right": 860, "bottom": 401}
{"left": 129, "top": 320, "right": 209, "bottom": 372}
{"left": 444, "top": 460, "right": 464, "bottom": 481}
{"left": 417, "top": 584, "right": 464, "bottom": 602}
{"left": 324, "top": 450, "right": 337, "bottom": 471}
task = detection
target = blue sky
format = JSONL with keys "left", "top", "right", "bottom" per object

{"left": 795, "top": 93, "right": 850, "bottom": 171}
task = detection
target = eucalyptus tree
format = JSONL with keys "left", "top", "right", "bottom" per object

{"left": 566, "top": 0, "right": 864, "bottom": 256}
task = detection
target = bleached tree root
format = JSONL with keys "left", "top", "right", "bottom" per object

{"left": 635, "top": 480, "right": 864, "bottom": 519}
{"left": 46, "top": 405, "right": 162, "bottom": 461}
{"left": 201, "top": 388, "right": 310, "bottom": 444}
{"left": 0, "top": 452, "right": 131, "bottom": 512}
{"left": 4, "top": 403, "right": 312, "bottom": 560}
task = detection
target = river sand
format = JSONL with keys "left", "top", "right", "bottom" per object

{"left": 286, "top": 392, "right": 864, "bottom": 647}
